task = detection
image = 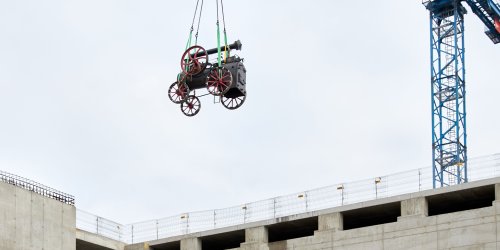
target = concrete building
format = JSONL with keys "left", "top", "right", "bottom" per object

{"left": 124, "top": 178, "right": 500, "bottom": 250}
{"left": 2, "top": 171, "right": 500, "bottom": 249}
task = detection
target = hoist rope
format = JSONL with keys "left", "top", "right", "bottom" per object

{"left": 185, "top": 0, "right": 201, "bottom": 50}
{"left": 216, "top": 0, "right": 222, "bottom": 67}
{"left": 221, "top": 0, "right": 229, "bottom": 62}
{"left": 194, "top": 0, "right": 204, "bottom": 45}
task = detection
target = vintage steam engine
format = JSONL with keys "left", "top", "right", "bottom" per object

{"left": 168, "top": 0, "right": 247, "bottom": 117}
{"left": 168, "top": 40, "right": 247, "bottom": 116}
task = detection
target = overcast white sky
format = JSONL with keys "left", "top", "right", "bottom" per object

{"left": 0, "top": 0, "right": 499, "bottom": 224}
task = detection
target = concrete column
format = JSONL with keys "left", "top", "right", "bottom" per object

{"left": 181, "top": 237, "right": 202, "bottom": 250}
{"left": 493, "top": 184, "right": 500, "bottom": 214}
{"left": 400, "top": 197, "right": 428, "bottom": 217}
{"left": 495, "top": 184, "right": 500, "bottom": 201}
{"left": 318, "top": 212, "right": 343, "bottom": 231}
{"left": 124, "top": 242, "right": 152, "bottom": 250}
{"left": 245, "top": 226, "right": 268, "bottom": 243}
{"left": 239, "top": 227, "right": 270, "bottom": 250}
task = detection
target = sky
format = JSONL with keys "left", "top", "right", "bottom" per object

{"left": 0, "top": 0, "right": 499, "bottom": 224}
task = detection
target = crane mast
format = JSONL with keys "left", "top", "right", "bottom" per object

{"left": 423, "top": 0, "right": 500, "bottom": 188}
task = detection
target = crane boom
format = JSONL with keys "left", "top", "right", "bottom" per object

{"left": 465, "top": 0, "right": 500, "bottom": 43}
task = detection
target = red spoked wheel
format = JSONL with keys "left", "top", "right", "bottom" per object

{"left": 180, "top": 95, "right": 201, "bottom": 116}
{"left": 206, "top": 67, "right": 232, "bottom": 96}
{"left": 181, "top": 46, "right": 208, "bottom": 76}
{"left": 221, "top": 95, "right": 246, "bottom": 110}
{"left": 168, "top": 81, "right": 190, "bottom": 104}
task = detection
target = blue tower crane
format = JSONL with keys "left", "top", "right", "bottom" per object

{"left": 423, "top": 0, "right": 500, "bottom": 188}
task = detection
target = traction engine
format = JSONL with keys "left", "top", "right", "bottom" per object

{"left": 168, "top": 0, "right": 247, "bottom": 117}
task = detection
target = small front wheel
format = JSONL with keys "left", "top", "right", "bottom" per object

{"left": 168, "top": 81, "right": 190, "bottom": 104}
{"left": 180, "top": 95, "right": 201, "bottom": 116}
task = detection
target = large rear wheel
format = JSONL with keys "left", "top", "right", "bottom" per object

{"left": 180, "top": 46, "right": 208, "bottom": 76}
{"left": 221, "top": 95, "right": 245, "bottom": 110}
{"left": 206, "top": 67, "right": 232, "bottom": 96}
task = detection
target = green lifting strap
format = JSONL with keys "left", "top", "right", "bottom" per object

{"left": 217, "top": 22, "right": 222, "bottom": 67}
{"left": 185, "top": 30, "right": 193, "bottom": 51}
{"left": 223, "top": 31, "right": 228, "bottom": 61}
{"left": 180, "top": 30, "right": 193, "bottom": 82}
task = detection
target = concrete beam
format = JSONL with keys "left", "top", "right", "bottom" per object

{"left": 318, "top": 212, "right": 343, "bottom": 231}
{"left": 401, "top": 197, "right": 428, "bottom": 217}
{"left": 181, "top": 238, "right": 201, "bottom": 250}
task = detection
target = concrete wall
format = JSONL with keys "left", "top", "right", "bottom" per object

{"left": 0, "top": 181, "right": 76, "bottom": 250}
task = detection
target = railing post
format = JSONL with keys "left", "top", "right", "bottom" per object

{"left": 213, "top": 210, "right": 216, "bottom": 228}
{"left": 375, "top": 177, "right": 382, "bottom": 199}
{"left": 156, "top": 220, "right": 159, "bottom": 240}
{"left": 305, "top": 192, "right": 308, "bottom": 212}
{"left": 337, "top": 184, "right": 344, "bottom": 206}
{"left": 418, "top": 169, "right": 422, "bottom": 191}
{"left": 96, "top": 217, "right": 99, "bottom": 234}
{"left": 118, "top": 225, "right": 121, "bottom": 241}
{"left": 131, "top": 225, "right": 134, "bottom": 244}
{"left": 186, "top": 213, "right": 190, "bottom": 234}
{"left": 273, "top": 198, "right": 276, "bottom": 218}
{"left": 243, "top": 204, "right": 247, "bottom": 223}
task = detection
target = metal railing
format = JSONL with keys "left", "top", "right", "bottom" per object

{"left": 77, "top": 209, "right": 123, "bottom": 241}
{"left": 77, "top": 153, "right": 500, "bottom": 244}
{"left": 0, "top": 170, "right": 75, "bottom": 205}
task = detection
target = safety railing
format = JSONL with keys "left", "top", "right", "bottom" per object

{"left": 0, "top": 170, "right": 75, "bottom": 205}
{"left": 77, "top": 153, "right": 500, "bottom": 244}
{"left": 76, "top": 209, "right": 124, "bottom": 241}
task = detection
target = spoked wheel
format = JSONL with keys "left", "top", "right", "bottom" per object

{"left": 221, "top": 95, "right": 246, "bottom": 110}
{"left": 180, "top": 95, "right": 201, "bottom": 116}
{"left": 168, "top": 81, "right": 190, "bottom": 104}
{"left": 181, "top": 46, "right": 208, "bottom": 76}
{"left": 206, "top": 67, "right": 232, "bottom": 96}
